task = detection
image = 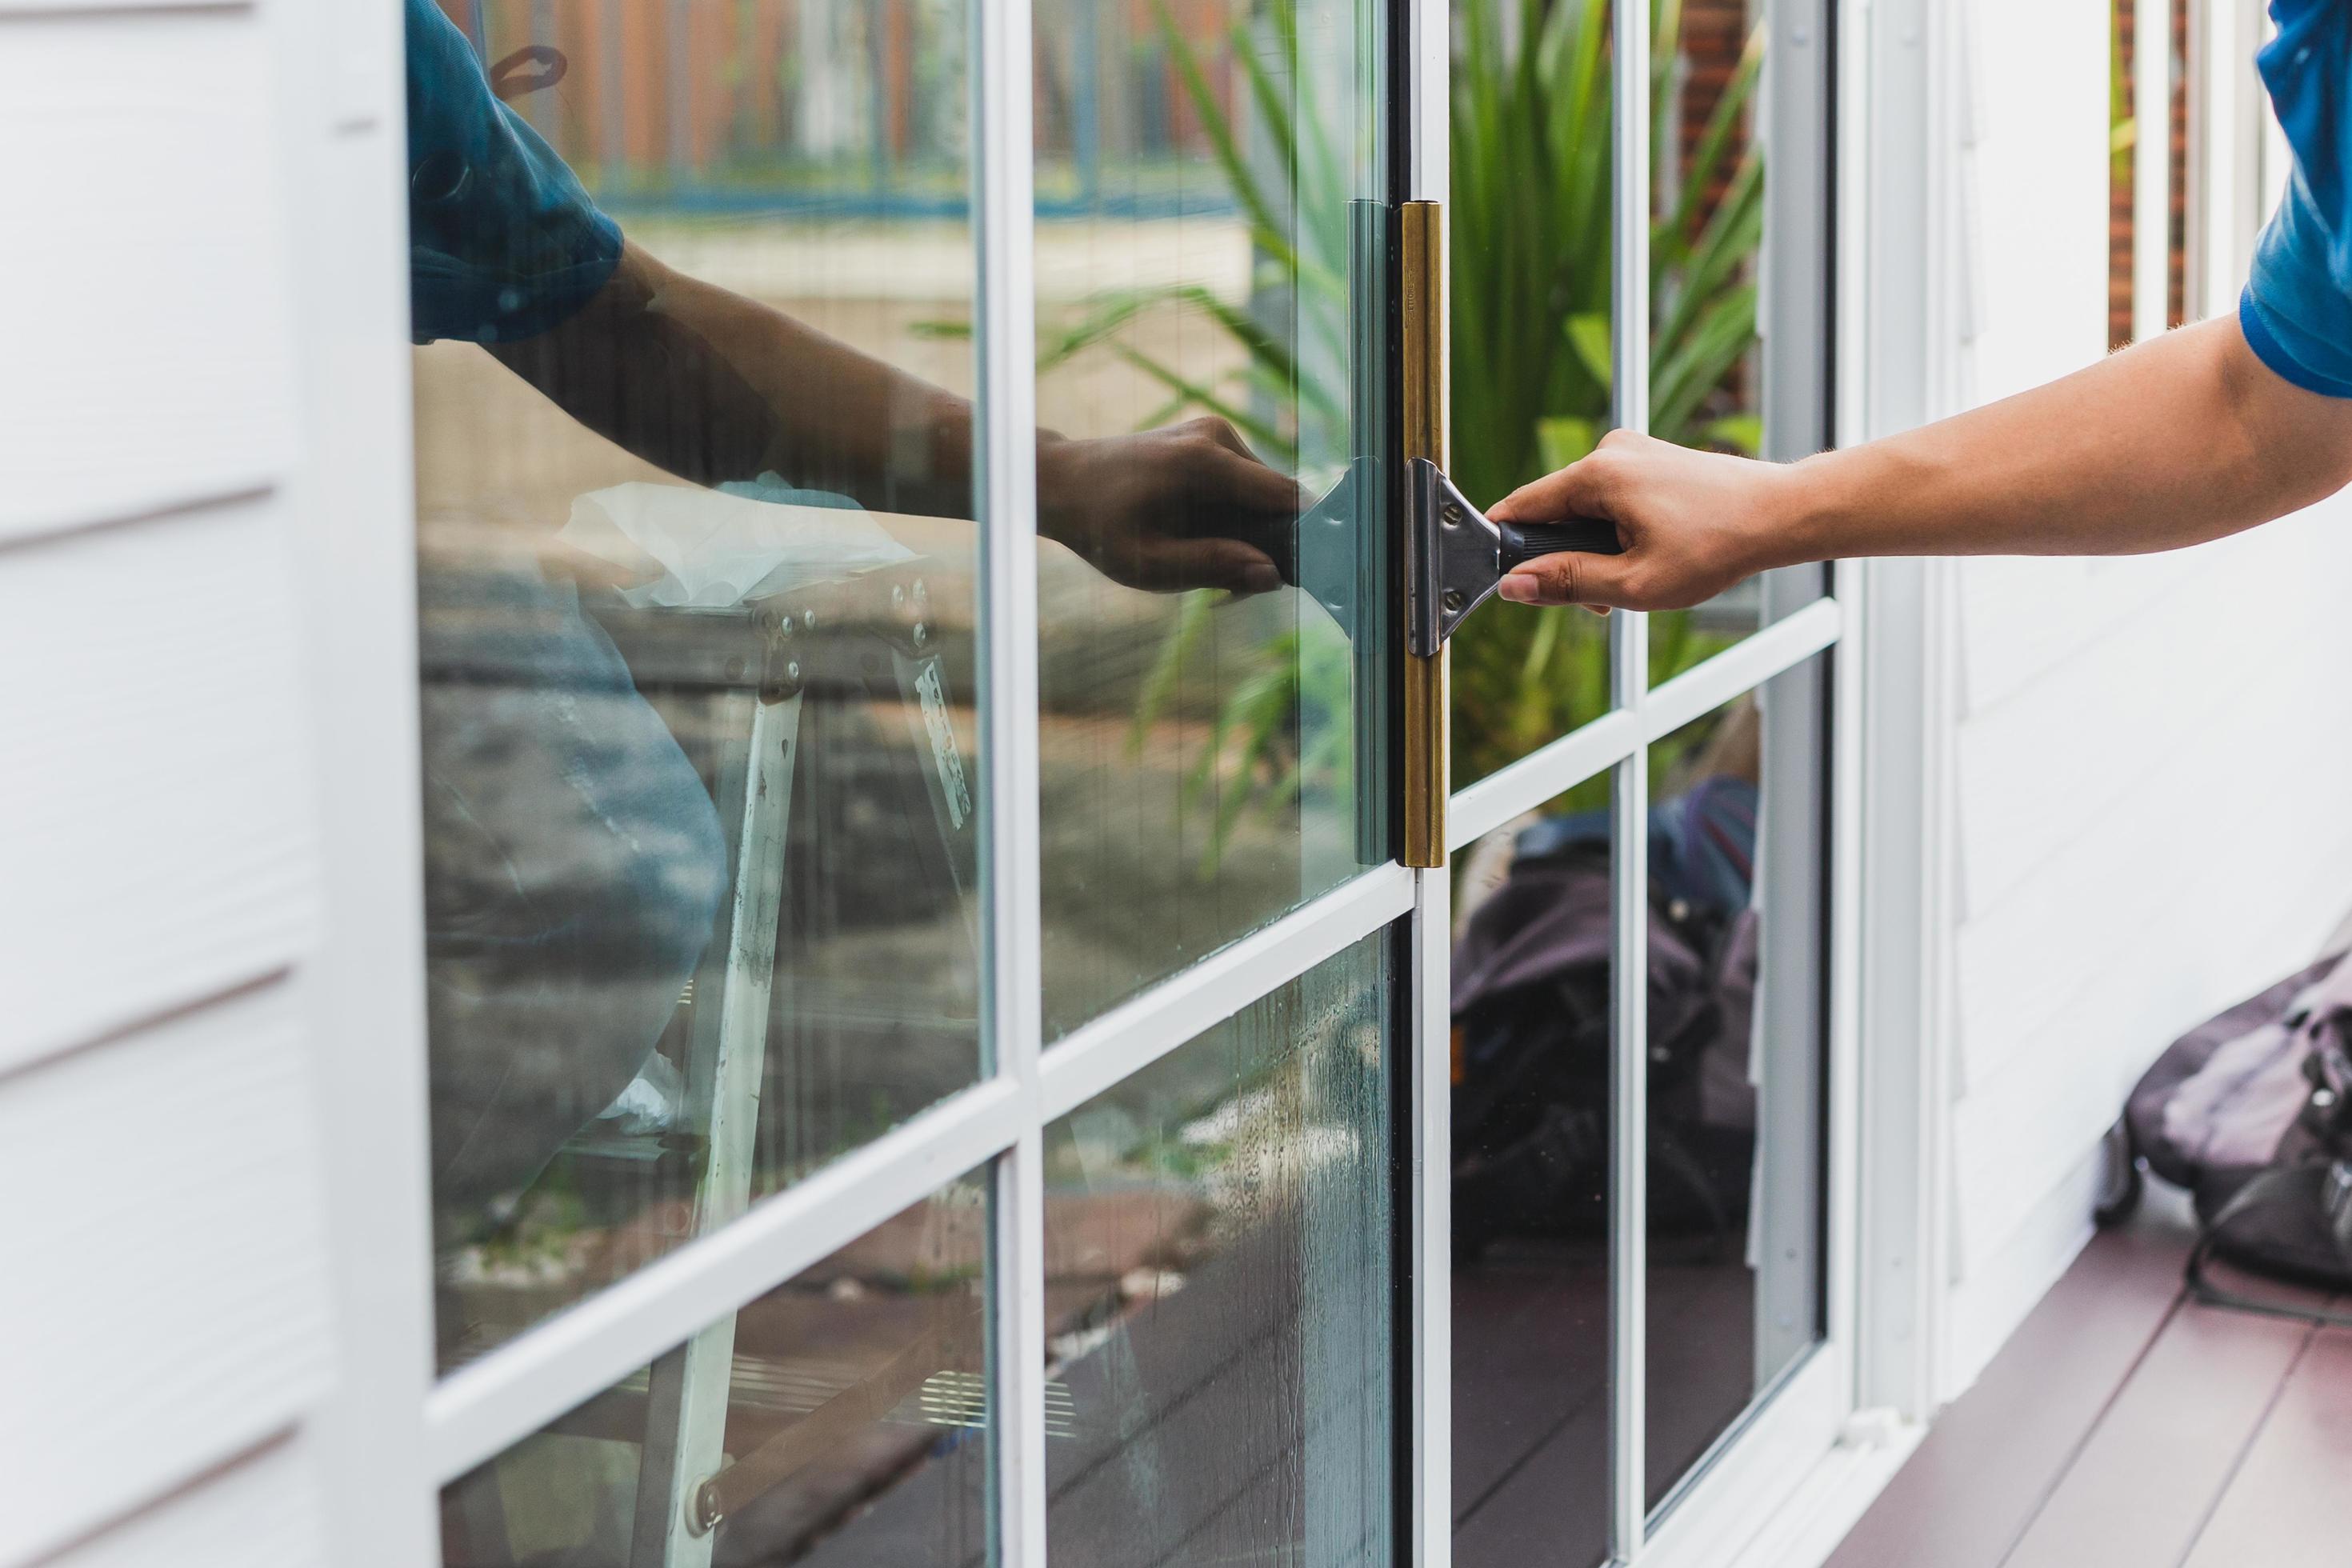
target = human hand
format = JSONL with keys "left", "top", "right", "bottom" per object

{"left": 1034, "top": 417, "right": 1306, "bottom": 594}
{"left": 1488, "top": 429, "right": 1809, "bottom": 612}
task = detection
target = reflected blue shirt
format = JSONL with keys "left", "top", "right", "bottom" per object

{"left": 2242, "top": 0, "right": 2352, "bottom": 395}
{"left": 406, "top": 0, "right": 621, "bottom": 345}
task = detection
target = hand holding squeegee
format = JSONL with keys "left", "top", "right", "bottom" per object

{"left": 1405, "top": 457, "right": 1623, "bottom": 656}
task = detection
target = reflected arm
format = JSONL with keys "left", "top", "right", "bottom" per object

{"left": 490, "top": 241, "right": 1297, "bottom": 593}
{"left": 492, "top": 241, "right": 982, "bottom": 518}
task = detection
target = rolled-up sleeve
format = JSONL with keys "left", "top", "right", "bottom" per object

{"left": 2242, "top": 0, "right": 2352, "bottom": 396}
{"left": 405, "top": 0, "right": 622, "bottom": 346}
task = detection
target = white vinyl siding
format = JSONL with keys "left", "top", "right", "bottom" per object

{"left": 0, "top": 1, "right": 380, "bottom": 1562}
{"left": 1927, "top": 0, "right": 2352, "bottom": 1395}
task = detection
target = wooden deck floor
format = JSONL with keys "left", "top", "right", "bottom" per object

{"left": 1827, "top": 1186, "right": 2352, "bottom": 1568}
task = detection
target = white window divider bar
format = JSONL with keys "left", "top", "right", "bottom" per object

{"left": 1826, "top": 562, "right": 1867, "bottom": 1406}
{"left": 1408, "top": 1, "right": 1454, "bottom": 1561}
{"left": 1450, "top": 709, "right": 1642, "bottom": 852}
{"left": 1410, "top": 866, "right": 1454, "bottom": 1568}
{"left": 970, "top": 0, "right": 1048, "bottom": 1554}
{"left": 423, "top": 1075, "right": 1029, "bottom": 1485}
{"left": 1447, "top": 598, "right": 1839, "bottom": 857}
{"left": 1038, "top": 862, "right": 1415, "bottom": 1122}
{"left": 1643, "top": 597, "right": 1842, "bottom": 739}
{"left": 1610, "top": 0, "right": 1651, "bottom": 1548}
{"left": 1609, "top": 741, "right": 1650, "bottom": 1563}
{"left": 2134, "top": 0, "right": 2170, "bottom": 345}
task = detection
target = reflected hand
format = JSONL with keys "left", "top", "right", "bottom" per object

{"left": 1035, "top": 417, "right": 1306, "bottom": 594}
{"left": 1489, "top": 430, "right": 1805, "bottom": 612}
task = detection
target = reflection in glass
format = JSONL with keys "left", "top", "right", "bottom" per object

{"left": 1646, "top": 0, "right": 1790, "bottom": 675}
{"left": 1447, "top": 0, "right": 1617, "bottom": 787}
{"left": 410, "top": 0, "right": 996, "bottom": 1366}
{"left": 1448, "top": 798, "right": 1614, "bottom": 1568}
{"left": 1042, "top": 934, "right": 1393, "bottom": 1566}
{"left": 1448, "top": 654, "right": 1827, "bottom": 1544}
{"left": 1030, "top": 0, "right": 1393, "bottom": 1037}
{"left": 439, "top": 1173, "right": 990, "bottom": 1567}
{"left": 1644, "top": 664, "right": 1825, "bottom": 1509}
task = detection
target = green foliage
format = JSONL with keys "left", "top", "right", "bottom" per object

{"left": 1449, "top": 0, "right": 1764, "bottom": 791}
{"left": 1032, "top": 0, "right": 1768, "bottom": 857}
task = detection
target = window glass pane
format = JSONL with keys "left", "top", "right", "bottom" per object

{"left": 1448, "top": 0, "right": 1618, "bottom": 788}
{"left": 1448, "top": 791, "right": 1614, "bottom": 1568}
{"left": 439, "top": 1171, "right": 990, "bottom": 1566}
{"left": 410, "top": 0, "right": 985, "bottom": 1368}
{"left": 1042, "top": 932, "right": 1393, "bottom": 1564}
{"left": 1647, "top": 0, "right": 1836, "bottom": 681}
{"left": 1030, "top": 0, "right": 1393, "bottom": 1038}
{"left": 2110, "top": 0, "right": 2137, "bottom": 352}
{"left": 1643, "top": 658, "right": 1826, "bottom": 1509}
{"left": 1645, "top": 0, "right": 1782, "bottom": 675}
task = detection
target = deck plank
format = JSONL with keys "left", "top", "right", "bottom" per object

{"left": 2180, "top": 1326, "right": 2352, "bottom": 1568}
{"left": 1450, "top": 1385, "right": 1611, "bottom": 1568}
{"left": 1452, "top": 1262, "right": 1609, "bottom": 1521}
{"left": 2000, "top": 1298, "right": 2311, "bottom": 1568}
{"left": 1824, "top": 1200, "right": 2195, "bottom": 1568}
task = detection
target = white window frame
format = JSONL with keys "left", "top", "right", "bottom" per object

{"left": 288, "top": 0, "right": 1933, "bottom": 1562}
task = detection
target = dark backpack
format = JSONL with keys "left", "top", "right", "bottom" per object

{"left": 1450, "top": 782, "right": 1761, "bottom": 1262}
{"left": 2122, "top": 947, "right": 2352, "bottom": 1321}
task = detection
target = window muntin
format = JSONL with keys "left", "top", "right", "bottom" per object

{"left": 438, "top": 1171, "right": 991, "bottom": 1565}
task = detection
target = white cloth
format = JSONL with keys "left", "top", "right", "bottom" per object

{"left": 558, "top": 473, "right": 914, "bottom": 610}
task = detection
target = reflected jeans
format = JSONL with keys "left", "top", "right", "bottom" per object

{"left": 418, "top": 566, "right": 726, "bottom": 1241}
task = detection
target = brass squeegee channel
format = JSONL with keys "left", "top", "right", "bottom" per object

{"left": 1400, "top": 199, "right": 1449, "bottom": 869}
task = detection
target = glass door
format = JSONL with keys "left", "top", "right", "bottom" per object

{"left": 1434, "top": 0, "right": 1846, "bottom": 1563}
{"left": 402, "top": 0, "right": 1416, "bottom": 1564}
{"left": 394, "top": 0, "right": 1846, "bottom": 1560}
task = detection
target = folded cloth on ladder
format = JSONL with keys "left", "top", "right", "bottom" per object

{"left": 558, "top": 474, "right": 915, "bottom": 610}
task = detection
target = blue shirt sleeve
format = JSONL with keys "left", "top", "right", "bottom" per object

{"left": 406, "top": 0, "right": 622, "bottom": 346}
{"left": 2242, "top": 0, "right": 2352, "bottom": 396}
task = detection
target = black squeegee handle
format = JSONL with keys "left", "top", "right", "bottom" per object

{"left": 1498, "top": 518, "right": 1626, "bottom": 568}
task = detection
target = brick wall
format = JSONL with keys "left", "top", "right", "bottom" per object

{"left": 2109, "top": 0, "right": 2193, "bottom": 349}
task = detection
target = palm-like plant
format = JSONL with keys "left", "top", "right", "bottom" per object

{"left": 1449, "top": 0, "right": 1764, "bottom": 790}
{"left": 1022, "top": 0, "right": 1767, "bottom": 858}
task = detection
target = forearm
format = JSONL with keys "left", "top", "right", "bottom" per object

{"left": 1770, "top": 316, "right": 2352, "bottom": 566}
{"left": 495, "top": 242, "right": 980, "bottom": 517}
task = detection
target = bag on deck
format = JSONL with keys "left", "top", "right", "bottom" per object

{"left": 2122, "top": 946, "right": 2352, "bottom": 1317}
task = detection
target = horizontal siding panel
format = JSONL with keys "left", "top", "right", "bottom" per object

{"left": 1954, "top": 554, "right": 2350, "bottom": 920}
{"left": 0, "top": 9, "right": 294, "bottom": 540}
{"left": 1952, "top": 1026, "right": 2146, "bottom": 1278}
{"left": 1943, "top": 1141, "right": 2107, "bottom": 1398}
{"left": 1951, "top": 854, "right": 2346, "bottom": 1273}
{"left": 1957, "top": 0, "right": 2107, "bottom": 407}
{"left": 1955, "top": 615, "right": 2218, "bottom": 919}
{"left": 1950, "top": 874, "right": 2335, "bottom": 1265}
{"left": 0, "top": 983, "right": 331, "bottom": 1567}
{"left": 1954, "top": 712, "right": 2352, "bottom": 1091}
{"left": 39, "top": 1438, "right": 322, "bottom": 1568}
{"left": 1956, "top": 551, "right": 2194, "bottom": 718}
{"left": 0, "top": 498, "right": 316, "bottom": 1072}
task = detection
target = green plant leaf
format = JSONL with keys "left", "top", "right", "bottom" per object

{"left": 1108, "top": 344, "right": 1294, "bottom": 459}
{"left": 1652, "top": 282, "right": 1757, "bottom": 439}
{"left": 1704, "top": 412, "right": 1764, "bottom": 455}
{"left": 1565, "top": 313, "right": 1614, "bottom": 387}
{"left": 1658, "top": 22, "right": 1764, "bottom": 261}
{"left": 1536, "top": 415, "right": 1599, "bottom": 470}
